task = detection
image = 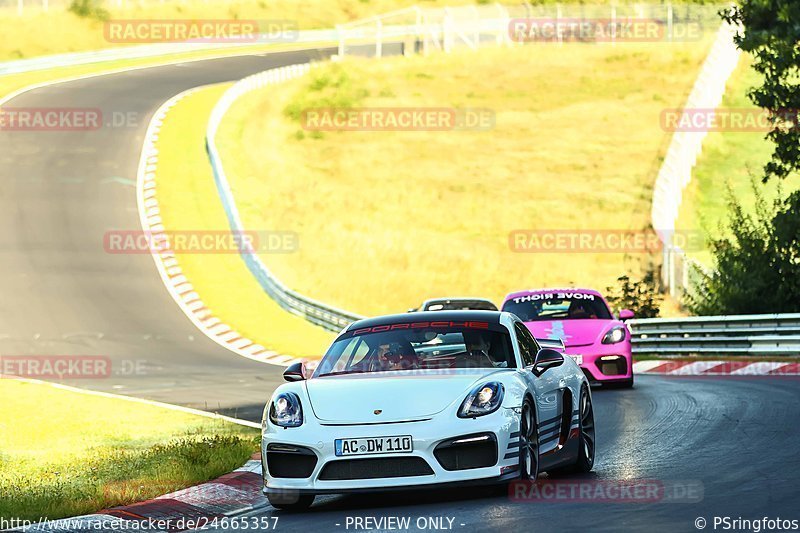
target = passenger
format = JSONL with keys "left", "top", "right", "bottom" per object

{"left": 458, "top": 332, "right": 495, "bottom": 368}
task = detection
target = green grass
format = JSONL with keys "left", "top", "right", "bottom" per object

{"left": 0, "top": 380, "right": 259, "bottom": 521}
{"left": 675, "top": 55, "right": 800, "bottom": 266}
{"left": 153, "top": 84, "right": 335, "bottom": 357}
{"left": 215, "top": 40, "right": 714, "bottom": 318}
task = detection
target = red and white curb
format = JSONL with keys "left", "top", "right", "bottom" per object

{"left": 20, "top": 460, "right": 263, "bottom": 533}
{"left": 633, "top": 360, "right": 800, "bottom": 376}
{"left": 136, "top": 88, "right": 302, "bottom": 368}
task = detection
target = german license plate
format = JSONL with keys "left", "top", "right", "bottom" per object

{"left": 334, "top": 435, "right": 413, "bottom": 457}
{"left": 569, "top": 354, "right": 583, "bottom": 365}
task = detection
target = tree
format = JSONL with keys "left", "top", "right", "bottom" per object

{"left": 687, "top": 185, "right": 800, "bottom": 315}
{"left": 722, "top": 0, "right": 800, "bottom": 181}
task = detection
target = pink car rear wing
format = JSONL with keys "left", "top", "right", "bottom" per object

{"left": 535, "top": 337, "right": 566, "bottom": 352}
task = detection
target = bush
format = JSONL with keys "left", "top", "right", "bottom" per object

{"left": 68, "top": 0, "right": 109, "bottom": 21}
{"left": 687, "top": 184, "right": 800, "bottom": 315}
{"left": 284, "top": 63, "right": 369, "bottom": 124}
{"left": 605, "top": 267, "right": 662, "bottom": 318}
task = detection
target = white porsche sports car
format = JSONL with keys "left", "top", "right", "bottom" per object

{"left": 261, "top": 311, "right": 596, "bottom": 510}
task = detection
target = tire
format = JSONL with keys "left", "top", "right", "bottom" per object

{"left": 518, "top": 396, "right": 539, "bottom": 480}
{"left": 267, "top": 491, "right": 315, "bottom": 511}
{"left": 571, "top": 385, "right": 596, "bottom": 473}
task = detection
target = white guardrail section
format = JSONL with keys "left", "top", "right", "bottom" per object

{"left": 0, "top": 29, "right": 342, "bottom": 76}
{"left": 205, "top": 63, "right": 365, "bottom": 332}
{"left": 651, "top": 20, "right": 741, "bottom": 297}
{"left": 629, "top": 314, "right": 800, "bottom": 356}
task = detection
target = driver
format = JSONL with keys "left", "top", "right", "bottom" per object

{"left": 568, "top": 301, "right": 596, "bottom": 319}
{"left": 374, "top": 341, "right": 418, "bottom": 371}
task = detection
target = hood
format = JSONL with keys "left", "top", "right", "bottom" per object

{"left": 524, "top": 319, "right": 620, "bottom": 348}
{"left": 304, "top": 369, "right": 503, "bottom": 424}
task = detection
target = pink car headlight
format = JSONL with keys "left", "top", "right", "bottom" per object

{"left": 601, "top": 326, "right": 626, "bottom": 344}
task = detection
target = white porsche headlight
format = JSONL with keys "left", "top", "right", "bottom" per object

{"left": 458, "top": 382, "right": 504, "bottom": 418}
{"left": 269, "top": 392, "right": 303, "bottom": 427}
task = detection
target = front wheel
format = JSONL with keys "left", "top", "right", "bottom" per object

{"left": 518, "top": 397, "right": 539, "bottom": 480}
{"left": 267, "top": 491, "right": 315, "bottom": 511}
{"left": 571, "top": 385, "right": 596, "bottom": 473}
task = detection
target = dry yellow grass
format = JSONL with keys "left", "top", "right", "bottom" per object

{"left": 216, "top": 40, "right": 713, "bottom": 317}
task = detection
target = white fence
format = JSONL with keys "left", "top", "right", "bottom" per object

{"left": 650, "top": 20, "right": 741, "bottom": 298}
{"left": 336, "top": 3, "right": 725, "bottom": 58}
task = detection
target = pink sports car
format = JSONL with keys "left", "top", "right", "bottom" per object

{"left": 501, "top": 288, "right": 634, "bottom": 388}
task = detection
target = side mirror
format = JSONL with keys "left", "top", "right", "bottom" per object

{"left": 532, "top": 348, "right": 564, "bottom": 377}
{"left": 283, "top": 362, "right": 306, "bottom": 382}
{"left": 619, "top": 309, "right": 635, "bottom": 321}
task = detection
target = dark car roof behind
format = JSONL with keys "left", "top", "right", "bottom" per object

{"left": 346, "top": 310, "right": 505, "bottom": 331}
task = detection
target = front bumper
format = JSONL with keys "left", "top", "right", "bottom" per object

{"left": 262, "top": 407, "right": 521, "bottom": 494}
{"left": 564, "top": 343, "right": 633, "bottom": 382}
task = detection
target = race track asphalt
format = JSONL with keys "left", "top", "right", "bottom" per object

{"left": 0, "top": 44, "right": 399, "bottom": 422}
{"left": 205, "top": 375, "right": 800, "bottom": 533}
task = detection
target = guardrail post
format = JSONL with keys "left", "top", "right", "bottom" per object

{"left": 667, "top": 2, "right": 673, "bottom": 42}
{"left": 443, "top": 9, "right": 453, "bottom": 53}
{"left": 376, "top": 19, "right": 383, "bottom": 58}
{"left": 413, "top": 6, "right": 423, "bottom": 56}
{"left": 495, "top": 2, "right": 509, "bottom": 46}
{"left": 336, "top": 24, "right": 345, "bottom": 58}
{"left": 556, "top": 3, "right": 563, "bottom": 46}
{"left": 611, "top": 5, "right": 616, "bottom": 47}
{"left": 472, "top": 5, "right": 480, "bottom": 49}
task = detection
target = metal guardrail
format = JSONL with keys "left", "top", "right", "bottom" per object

{"left": 629, "top": 314, "right": 800, "bottom": 356}
{"left": 205, "top": 63, "right": 365, "bottom": 333}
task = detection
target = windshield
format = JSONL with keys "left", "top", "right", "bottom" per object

{"left": 502, "top": 292, "right": 612, "bottom": 321}
{"left": 314, "top": 321, "right": 515, "bottom": 377}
